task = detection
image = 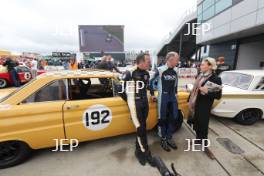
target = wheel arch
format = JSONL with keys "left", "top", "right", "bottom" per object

{"left": 0, "top": 139, "right": 33, "bottom": 150}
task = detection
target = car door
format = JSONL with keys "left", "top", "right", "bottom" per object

{"left": 63, "top": 77, "right": 136, "bottom": 142}
{"left": 2, "top": 79, "right": 67, "bottom": 149}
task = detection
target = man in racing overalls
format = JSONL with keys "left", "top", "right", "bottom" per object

{"left": 150, "top": 52, "right": 179, "bottom": 152}
{"left": 122, "top": 53, "right": 155, "bottom": 166}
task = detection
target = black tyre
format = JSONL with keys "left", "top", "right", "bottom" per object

{"left": 155, "top": 110, "right": 184, "bottom": 136}
{"left": 0, "top": 141, "right": 32, "bottom": 169}
{"left": 0, "top": 78, "right": 8, "bottom": 88}
{"left": 234, "top": 109, "right": 262, "bottom": 125}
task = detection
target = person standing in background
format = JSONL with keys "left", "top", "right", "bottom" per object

{"left": 216, "top": 57, "right": 230, "bottom": 75}
{"left": 97, "top": 55, "right": 122, "bottom": 73}
{"left": 31, "top": 58, "right": 38, "bottom": 78}
{"left": 78, "top": 60, "right": 85, "bottom": 69}
{"left": 69, "top": 58, "right": 78, "bottom": 70}
{"left": 3, "top": 57, "right": 20, "bottom": 87}
{"left": 63, "top": 60, "right": 69, "bottom": 70}
{"left": 39, "top": 59, "right": 47, "bottom": 70}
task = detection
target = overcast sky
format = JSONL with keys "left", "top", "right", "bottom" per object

{"left": 0, "top": 0, "right": 196, "bottom": 54}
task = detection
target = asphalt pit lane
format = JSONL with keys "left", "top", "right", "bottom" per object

{"left": 216, "top": 138, "right": 245, "bottom": 154}
{"left": 110, "top": 147, "right": 128, "bottom": 163}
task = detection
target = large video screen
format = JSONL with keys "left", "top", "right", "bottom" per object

{"left": 78, "top": 25, "right": 124, "bottom": 52}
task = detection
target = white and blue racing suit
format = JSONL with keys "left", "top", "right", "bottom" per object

{"left": 150, "top": 64, "right": 179, "bottom": 139}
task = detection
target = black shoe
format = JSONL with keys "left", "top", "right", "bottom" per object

{"left": 145, "top": 151, "right": 156, "bottom": 167}
{"left": 161, "top": 138, "right": 171, "bottom": 152}
{"left": 167, "top": 138, "right": 178, "bottom": 150}
{"left": 135, "top": 150, "right": 146, "bottom": 166}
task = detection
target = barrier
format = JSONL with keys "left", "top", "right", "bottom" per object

{"left": 178, "top": 68, "right": 198, "bottom": 78}
{"left": 44, "top": 66, "right": 65, "bottom": 71}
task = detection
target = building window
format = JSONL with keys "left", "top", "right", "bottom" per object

{"left": 198, "top": 0, "right": 244, "bottom": 23}
{"left": 198, "top": 14, "right": 203, "bottom": 23}
{"left": 203, "top": 5, "right": 215, "bottom": 21}
{"left": 215, "top": 0, "right": 232, "bottom": 14}
{"left": 204, "top": 45, "right": 208, "bottom": 53}
{"left": 198, "top": 4, "right": 203, "bottom": 15}
{"left": 203, "top": 0, "right": 215, "bottom": 11}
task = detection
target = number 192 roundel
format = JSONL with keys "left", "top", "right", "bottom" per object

{"left": 82, "top": 104, "right": 113, "bottom": 131}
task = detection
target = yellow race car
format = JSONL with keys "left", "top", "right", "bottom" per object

{"left": 0, "top": 69, "right": 189, "bottom": 168}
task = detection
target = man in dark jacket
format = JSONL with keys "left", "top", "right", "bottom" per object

{"left": 3, "top": 57, "right": 20, "bottom": 87}
{"left": 97, "top": 55, "right": 122, "bottom": 73}
{"left": 216, "top": 57, "right": 231, "bottom": 75}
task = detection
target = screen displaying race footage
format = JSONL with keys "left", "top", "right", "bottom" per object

{"left": 78, "top": 25, "right": 124, "bottom": 52}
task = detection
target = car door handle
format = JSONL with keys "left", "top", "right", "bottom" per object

{"left": 65, "top": 105, "right": 80, "bottom": 110}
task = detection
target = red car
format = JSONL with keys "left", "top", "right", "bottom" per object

{"left": 0, "top": 66, "right": 32, "bottom": 88}
{"left": 37, "top": 70, "right": 47, "bottom": 76}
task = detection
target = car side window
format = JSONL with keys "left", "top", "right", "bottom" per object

{"left": 22, "top": 79, "right": 67, "bottom": 103}
{"left": 68, "top": 78, "right": 114, "bottom": 100}
{"left": 254, "top": 77, "right": 264, "bottom": 91}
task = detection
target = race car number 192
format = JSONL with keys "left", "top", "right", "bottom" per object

{"left": 82, "top": 104, "right": 112, "bottom": 131}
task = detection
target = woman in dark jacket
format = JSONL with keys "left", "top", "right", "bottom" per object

{"left": 188, "top": 57, "right": 222, "bottom": 159}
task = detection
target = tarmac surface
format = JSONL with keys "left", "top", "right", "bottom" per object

{"left": 1, "top": 116, "right": 263, "bottom": 176}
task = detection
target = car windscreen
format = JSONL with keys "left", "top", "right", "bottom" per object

{"left": 220, "top": 72, "right": 253, "bottom": 90}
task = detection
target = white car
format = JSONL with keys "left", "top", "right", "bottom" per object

{"left": 211, "top": 70, "right": 264, "bottom": 125}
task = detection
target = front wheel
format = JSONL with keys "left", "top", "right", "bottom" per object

{"left": 0, "top": 78, "right": 8, "bottom": 88}
{"left": 234, "top": 109, "right": 262, "bottom": 125}
{"left": 155, "top": 110, "right": 184, "bottom": 136}
{"left": 0, "top": 141, "right": 32, "bottom": 169}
